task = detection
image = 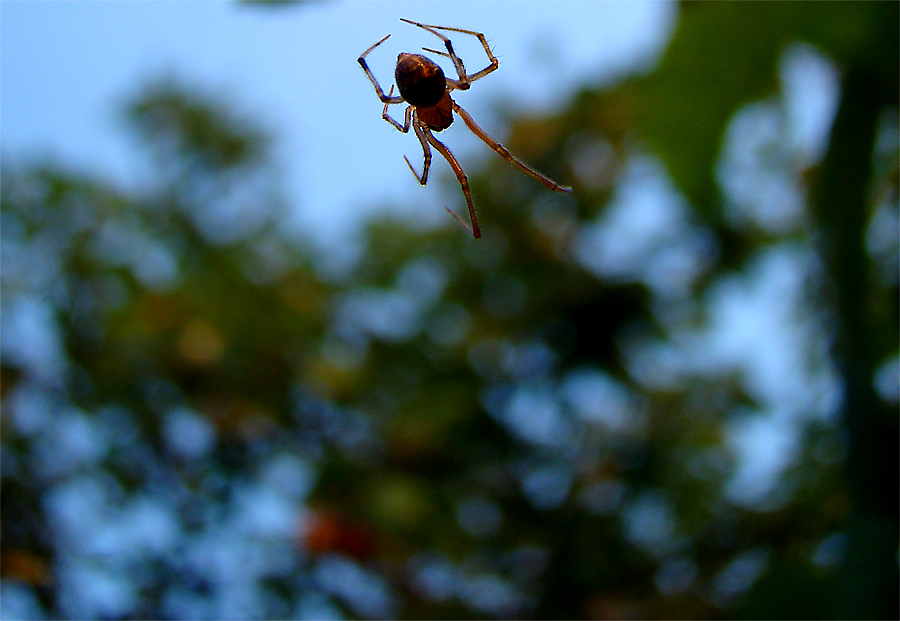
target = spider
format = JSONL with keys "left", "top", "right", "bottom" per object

{"left": 358, "top": 18, "right": 572, "bottom": 239}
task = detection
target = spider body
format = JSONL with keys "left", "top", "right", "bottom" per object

{"left": 414, "top": 92, "right": 454, "bottom": 132}
{"left": 359, "top": 19, "right": 571, "bottom": 239}
{"left": 394, "top": 52, "right": 455, "bottom": 130}
{"left": 395, "top": 54, "right": 447, "bottom": 110}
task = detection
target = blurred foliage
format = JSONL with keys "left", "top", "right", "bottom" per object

{"left": 1, "top": 2, "right": 897, "bottom": 619}
{"left": 636, "top": 1, "right": 898, "bottom": 215}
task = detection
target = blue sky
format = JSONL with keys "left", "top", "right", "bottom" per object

{"left": 1, "top": 1, "right": 675, "bottom": 251}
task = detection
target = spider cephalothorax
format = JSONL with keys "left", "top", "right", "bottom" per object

{"left": 395, "top": 54, "right": 445, "bottom": 108}
{"left": 358, "top": 18, "right": 572, "bottom": 239}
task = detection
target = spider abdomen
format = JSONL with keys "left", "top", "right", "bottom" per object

{"left": 395, "top": 53, "right": 446, "bottom": 108}
{"left": 416, "top": 94, "right": 454, "bottom": 131}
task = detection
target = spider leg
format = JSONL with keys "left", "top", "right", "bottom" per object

{"left": 422, "top": 47, "right": 451, "bottom": 58}
{"left": 404, "top": 119, "right": 432, "bottom": 185}
{"left": 400, "top": 19, "right": 468, "bottom": 89}
{"left": 358, "top": 34, "right": 405, "bottom": 104}
{"left": 379, "top": 86, "right": 431, "bottom": 184}
{"left": 453, "top": 101, "right": 572, "bottom": 193}
{"left": 382, "top": 86, "right": 412, "bottom": 132}
{"left": 400, "top": 18, "right": 498, "bottom": 87}
{"left": 423, "top": 127, "right": 481, "bottom": 239}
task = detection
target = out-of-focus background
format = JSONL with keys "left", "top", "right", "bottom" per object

{"left": 1, "top": 1, "right": 896, "bottom": 619}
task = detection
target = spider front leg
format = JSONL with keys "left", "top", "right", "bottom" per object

{"left": 399, "top": 18, "right": 499, "bottom": 89}
{"left": 358, "top": 34, "right": 405, "bottom": 104}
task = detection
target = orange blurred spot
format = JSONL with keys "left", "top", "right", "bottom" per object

{"left": 1, "top": 550, "right": 50, "bottom": 585}
{"left": 303, "top": 509, "right": 376, "bottom": 561}
{"left": 178, "top": 319, "right": 225, "bottom": 365}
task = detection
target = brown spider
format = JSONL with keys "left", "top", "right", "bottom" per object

{"left": 358, "top": 18, "right": 572, "bottom": 239}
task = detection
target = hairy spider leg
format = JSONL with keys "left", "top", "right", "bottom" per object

{"left": 358, "top": 34, "right": 405, "bottom": 104}
{"left": 452, "top": 101, "right": 572, "bottom": 193}
{"left": 423, "top": 128, "right": 481, "bottom": 238}
{"left": 399, "top": 19, "right": 499, "bottom": 89}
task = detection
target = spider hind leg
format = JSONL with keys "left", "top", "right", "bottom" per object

{"left": 423, "top": 128, "right": 481, "bottom": 239}
{"left": 453, "top": 101, "right": 572, "bottom": 193}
